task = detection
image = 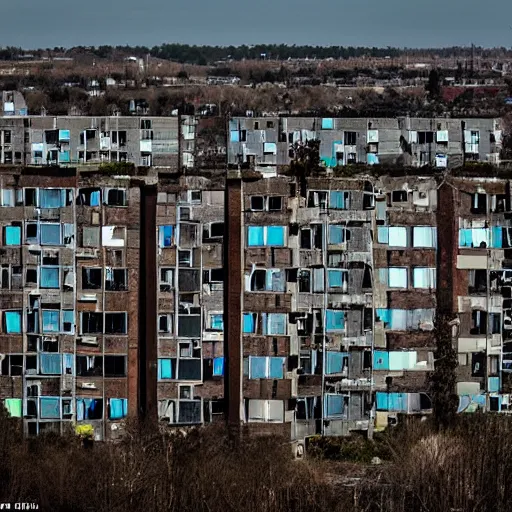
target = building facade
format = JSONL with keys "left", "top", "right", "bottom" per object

{"left": 228, "top": 116, "right": 502, "bottom": 173}
{"left": 0, "top": 114, "right": 196, "bottom": 169}
{"left": 0, "top": 165, "right": 158, "bottom": 438}
{"left": 0, "top": 113, "right": 510, "bottom": 448}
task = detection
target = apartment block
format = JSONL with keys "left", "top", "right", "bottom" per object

{"left": 0, "top": 165, "right": 158, "bottom": 439}
{"left": 439, "top": 177, "right": 512, "bottom": 414}
{"left": 0, "top": 113, "right": 197, "bottom": 169}
{"left": 223, "top": 171, "right": 375, "bottom": 445}
{"left": 372, "top": 176, "right": 437, "bottom": 428}
{"left": 2, "top": 113, "right": 512, "bottom": 446}
{"left": 156, "top": 173, "right": 226, "bottom": 425}
{"left": 228, "top": 116, "right": 502, "bottom": 173}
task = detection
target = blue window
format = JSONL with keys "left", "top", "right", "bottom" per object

{"left": 459, "top": 228, "right": 489, "bottom": 248}
{"left": 40, "top": 397, "right": 61, "bottom": 419}
{"left": 326, "top": 310, "right": 345, "bottom": 332}
{"left": 373, "top": 351, "right": 390, "bottom": 370}
{"left": 269, "top": 357, "right": 285, "bottom": 378}
{"left": 158, "top": 359, "right": 173, "bottom": 380}
{"left": 59, "top": 129, "right": 70, "bottom": 141}
{"left": 329, "top": 191, "right": 347, "bottom": 209}
{"left": 263, "top": 142, "right": 277, "bottom": 154}
{"left": 61, "top": 310, "right": 74, "bottom": 333}
{"left": 247, "top": 226, "right": 264, "bottom": 246}
{"left": 243, "top": 313, "right": 256, "bottom": 333}
{"left": 59, "top": 151, "right": 70, "bottom": 163}
{"left": 326, "top": 352, "right": 348, "bottom": 375}
{"left": 109, "top": 398, "right": 128, "bottom": 420}
{"left": 210, "top": 314, "right": 224, "bottom": 331}
{"left": 247, "top": 226, "right": 285, "bottom": 247}
{"left": 376, "top": 392, "right": 408, "bottom": 412}
{"left": 266, "top": 226, "right": 285, "bottom": 246}
{"left": 40, "top": 224, "right": 61, "bottom": 245}
{"left": 329, "top": 225, "right": 346, "bottom": 244}
{"left": 5, "top": 226, "right": 20, "bottom": 245}
{"left": 249, "top": 356, "right": 267, "bottom": 379}
{"left": 324, "top": 394, "right": 345, "bottom": 418}
{"left": 159, "top": 226, "right": 174, "bottom": 247}
{"left": 39, "top": 353, "right": 62, "bottom": 375}
{"left": 262, "top": 313, "right": 286, "bottom": 335}
{"left": 40, "top": 189, "right": 66, "bottom": 209}
{"left": 367, "top": 154, "right": 379, "bottom": 165}
{"left": 4, "top": 311, "right": 21, "bottom": 333}
{"left": 248, "top": 357, "right": 284, "bottom": 379}
{"left": 42, "top": 310, "right": 60, "bottom": 333}
{"left": 76, "top": 398, "right": 103, "bottom": 420}
{"left": 230, "top": 130, "right": 239, "bottom": 142}
{"left": 328, "top": 269, "right": 345, "bottom": 288}
{"left": 377, "top": 227, "right": 389, "bottom": 244}
{"left": 321, "top": 118, "right": 334, "bottom": 130}
{"left": 40, "top": 267, "right": 59, "bottom": 288}
{"left": 90, "top": 190, "right": 100, "bottom": 206}
{"left": 63, "top": 353, "right": 74, "bottom": 374}
{"left": 213, "top": 357, "right": 224, "bottom": 376}
{"left": 488, "top": 376, "right": 500, "bottom": 393}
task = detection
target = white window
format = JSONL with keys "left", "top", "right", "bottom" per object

{"left": 413, "top": 226, "right": 436, "bottom": 248}
{"left": 367, "top": 130, "right": 379, "bottom": 143}
{"left": 179, "top": 384, "right": 193, "bottom": 400}
{"left": 101, "top": 226, "right": 126, "bottom": 247}
{"left": 413, "top": 268, "right": 436, "bottom": 288}
{"left": 1, "top": 189, "right": 16, "bottom": 207}
{"left": 388, "top": 267, "right": 408, "bottom": 288}
{"left": 377, "top": 226, "right": 408, "bottom": 247}
{"left": 408, "top": 131, "right": 418, "bottom": 144}
{"left": 262, "top": 313, "right": 287, "bottom": 335}
{"left": 179, "top": 341, "right": 193, "bottom": 358}
{"left": 436, "top": 130, "right": 449, "bottom": 143}
{"left": 104, "top": 188, "right": 127, "bottom": 206}
{"left": 247, "top": 399, "right": 284, "bottom": 423}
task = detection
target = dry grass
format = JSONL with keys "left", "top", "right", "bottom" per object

{"left": 3, "top": 408, "right": 512, "bottom": 511}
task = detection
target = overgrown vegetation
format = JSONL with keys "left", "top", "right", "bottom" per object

{"left": 3, "top": 406, "right": 512, "bottom": 511}
{"left": 97, "top": 162, "right": 136, "bottom": 174}
{"left": 307, "top": 433, "right": 391, "bottom": 463}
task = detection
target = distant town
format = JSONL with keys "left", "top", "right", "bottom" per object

{"left": 0, "top": 42, "right": 512, "bottom": 512}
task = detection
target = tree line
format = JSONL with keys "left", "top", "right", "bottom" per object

{"left": 2, "top": 44, "right": 512, "bottom": 64}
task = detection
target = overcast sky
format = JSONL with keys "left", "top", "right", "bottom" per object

{"left": 1, "top": 0, "right": 511, "bottom": 49}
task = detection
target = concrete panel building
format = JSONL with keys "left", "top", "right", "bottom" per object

{"left": 1, "top": 112, "right": 511, "bottom": 447}
{"left": 156, "top": 173, "right": 226, "bottom": 425}
{"left": 439, "top": 176, "right": 512, "bottom": 414}
{"left": 0, "top": 165, "right": 158, "bottom": 439}
{"left": 0, "top": 114, "right": 194, "bottom": 169}
{"left": 228, "top": 116, "right": 502, "bottom": 173}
